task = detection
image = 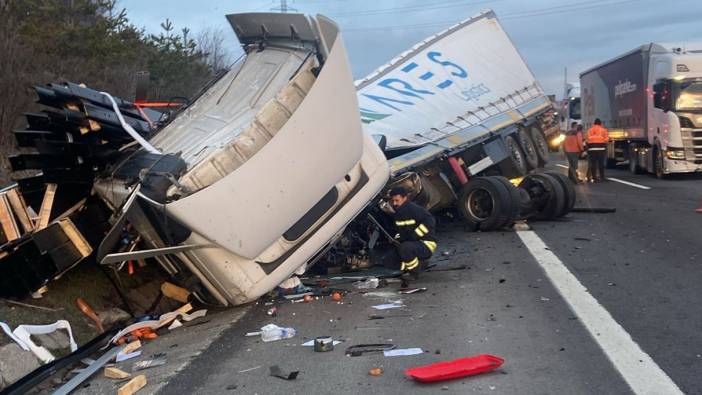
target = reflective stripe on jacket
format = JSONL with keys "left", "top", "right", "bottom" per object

{"left": 586, "top": 124, "right": 609, "bottom": 144}
{"left": 393, "top": 201, "right": 437, "bottom": 246}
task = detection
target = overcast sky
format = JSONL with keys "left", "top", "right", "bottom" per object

{"left": 118, "top": 0, "right": 701, "bottom": 98}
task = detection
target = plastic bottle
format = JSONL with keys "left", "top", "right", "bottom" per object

{"left": 260, "top": 324, "right": 297, "bottom": 342}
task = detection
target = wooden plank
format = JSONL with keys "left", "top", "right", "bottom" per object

{"left": 117, "top": 374, "right": 146, "bottom": 395}
{"left": 104, "top": 366, "right": 130, "bottom": 379}
{"left": 57, "top": 218, "right": 93, "bottom": 258}
{"left": 122, "top": 339, "right": 141, "bottom": 355}
{"left": 161, "top": 281, "right": 191, "bottom": 303}
{"left": 0, "top": 195, "right": 20, "bottom": 242}
{"left": 5, "top": 188, "right": 34, "bottom": 233}
{"left": 35, "top": 183, "right": 57, "bottom": 230}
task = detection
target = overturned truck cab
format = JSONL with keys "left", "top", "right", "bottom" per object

{"left": 93, "top": 13, "right": 390, "bottom": 306}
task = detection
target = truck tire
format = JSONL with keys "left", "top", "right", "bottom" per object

{"left": 499, "top": 135, "right": 528, "bottom": 178}
{"left": 628, "top": 146, "right": 642, "bottom": 174}
{"left": 519, "top": 173, "right": 565, "bottom": 221}
{"left": 653, "top": 146, "right": 667, "bottom": 179}
{"left": 457, "top": 177, "right": 512, "bottom": 231}
{"left": 530, "top": 125, "right": 550, "bottom": 165}
{"left": 517, "top": 127, "right": 539, "bottom": 170}
{"left": 544, "top": 171, "right": 575, "bottom": 216}
{"left": 491, "top": 176, "right": 522, "bottom": 225}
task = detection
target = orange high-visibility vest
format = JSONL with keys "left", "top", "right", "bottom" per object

{"left": 564, "top": 130, "right": 584, "bottom": 153}
{"left": 586, "top": 124, "right": 609, "bottom": 144}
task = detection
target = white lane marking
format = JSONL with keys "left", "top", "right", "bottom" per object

{"left": 517, "top": 230, "right": 683, "bottom": 395}
{"left": 556, "top": 164, "right": 569, "bottom": 169}
{"left": 606, "top": 177, "right": 651, "bottom": 190}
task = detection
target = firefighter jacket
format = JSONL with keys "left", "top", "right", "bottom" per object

{"left": 564, "top": 129, "right": 584, "bottom": 153}
{"left": 586, "top": 124, "right": 609, "bottom": 144}
{"left": 393, "top": 201, "right": 437, "bottom": 246}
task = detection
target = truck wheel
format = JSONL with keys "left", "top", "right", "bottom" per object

{"left": 457, "top": 177, "right": 512, "bottom": 231}
{"left": 499, "top": 135, "right": 528, "bottom": 178}
{"left": 519, "top": 173, "right": 565, "bottom": 221}
{"left": 530, "top": 125, "right": 550, "bottom": 165}
{"left": 517, "top": 127, "right": 540, "bottom": 169}
{"left": 544, "top": 171, "right": 575, "bottom": 216}
{"left": 653, "top": 146, "right": 667, "bottom": 179}
{"left": 628, "top": 147, "right": 642, "bottom": 174}
{"left": 491, "top": 176, "right": 522, "bottom": 224}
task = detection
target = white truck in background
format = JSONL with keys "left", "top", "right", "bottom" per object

{"left": 559, "top": 82, "right": 581, "bottom": 132}
{"left": 580, "top": 43, "right": 702, "bottom": 177}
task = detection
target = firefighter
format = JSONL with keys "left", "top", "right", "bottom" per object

{"left": 388, "top": 187, "right": 437, "bottom": 275}
{"left": 586, "top": 118, "right": 610, "bottom": 182}
{"left": 564, "top": 122, "right": 584, "bottom": 183}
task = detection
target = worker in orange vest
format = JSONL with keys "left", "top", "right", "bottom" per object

{"left": 585, "top": 118, "right": 609, "bottom": 182}
{"left": 563, "top": 122, "right": 584, "bottom": 183}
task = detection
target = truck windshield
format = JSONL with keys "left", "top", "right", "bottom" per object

{"left": 675, "top": 80, "right": 702, "bottom": 111}
{"left": 568, "top": 98, "right": 581, "bottom": 120}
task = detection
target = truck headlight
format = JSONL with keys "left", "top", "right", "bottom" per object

{"left": 550, "top": 134, "right": 565, "bottom": 147}
{"left": 665, "top": 149, "right": 685, "bottom": 160}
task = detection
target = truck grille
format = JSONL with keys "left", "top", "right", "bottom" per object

{"left": 680, "top": 127, "right": 702, "bottom": 163}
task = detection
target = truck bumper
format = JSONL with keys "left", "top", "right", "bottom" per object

{"left": 664, "top": 158, "right": 702, "bottom": 174}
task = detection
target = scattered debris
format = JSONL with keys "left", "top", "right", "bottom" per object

{"left": 53, "top": 345, "right": 126, "bottom": 395}
{"left": 168, "top": 319, "right": 183, "bottom": 330}
{"left": 574, "top": 237, "right": 592, "bottom": 241}
{"left": 238, "top": 365, "right": 262, "bottom": 373}
{"left": 267, "top": 307, "right": 278, "bottom": 317}
{"left": 122, "top": 340, "right": 142, "bottom": 355}
{"left": 133, "top": 354, "right": 167, "bottom": 371}
{"left": 345, "top": 344, "right": 395, "bottom": 357}
{"left": 269, "top": 365, "right": 299, "bottom": 381}
{"left": 425, "top": 264, "right": 468, "bottom": 272}
{"left": 104, "top": 367, "right": 131, "bottom": 380}
{"left": 405, "top": 354, "right": 504, "bottom": 382}
{"left": 302, "top": 339, "right": 342, "bottom": 348}
{"left": 353, "top": 277, "right": 380, "bottom": 289}
{"left": 303, "top": 295, "right": 314, "bottom": 303}
{"left": 117, "top": 374, "right": 147, "bottom": 395}
{"left": 369, "top": 367, "right": 383, "bottom": 376}
{"left": 245, "top": 331, "right": 262, "bottom": 337}
{"left": 12, "top": 320, "right": 78, "bottom": 363}
{"left": 260, "top": 324, "right": 296, "bottom": 342}
{"left": 115, "top": 350, "right": 142, "bottom": 363}
{"left": 161, "top": 282, "right": 191, "bottom": 303}
{"left": 1, "top": 298, "right": 62, "bottom": 312}
{"left": 313, "top": 336, "right": 336, "bottom": 352}
{"left": 368, "top": 314, "right": 412, "bottom": 320}
{"left": 399, "top": 287, "right": 427, "bottom": 294}
{"left": 75, "top": 297, "right": 105, "bottom": 333}
{"left": 540, "top": 297, "right": 550, "bottom": 301}
{"left": 384, "top": 348, "right": 424, "bottom": 357}
{"left": 332, "top": 292, "right": 343, "bottom": 301}
{"left": 371, "top": 301, "right": 404, "bottom": 310}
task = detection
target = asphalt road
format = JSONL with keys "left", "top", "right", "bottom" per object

{"left": 157, "top": 156, "right": 702, "bottom": 395}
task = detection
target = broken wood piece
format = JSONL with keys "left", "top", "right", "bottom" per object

{"left": 75, "top": 298, "right": 104, "bottom": 333}
{"left": 0, "top": 194, "right": 20, "bottom": 242}
{"left": 122, "top": 339, "right": 142, "bottom": 355}
{"left": 104, "top": 366, "right": 130, "bottom": 379}
{"left": 175, "top": 303, "right": 193, "bottom": 314}
{"left": 117, "top": 374, "right": 146, "bottom": 395}
{"left": 36, "top": 183, "right": 57, "bottom": 230}
{"left": 161, "top": 282, "right": 190, "bottom": 303}
{"left": 59, "top": 218, "right": 93, "bottom": 258}
{"left": 5, "top": 188, "right": 33, "bottom": 233}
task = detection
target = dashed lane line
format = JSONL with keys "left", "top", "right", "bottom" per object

{"left": 517, "top": 230, "right": 683, "bottom": 395}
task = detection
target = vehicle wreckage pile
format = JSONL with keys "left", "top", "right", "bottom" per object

{"left": 0, "top": 9, "right": 574, "bottom": 392}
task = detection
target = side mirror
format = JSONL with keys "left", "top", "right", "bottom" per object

{"left": 653, "top": 81, "right": 672, "bottom": 112}
{"left": 372, "top": 134, "right": 387, "bottom": 151}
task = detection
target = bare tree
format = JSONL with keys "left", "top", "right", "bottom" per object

{"left": 196, "top": 27, "right": 233, "bottom": 73}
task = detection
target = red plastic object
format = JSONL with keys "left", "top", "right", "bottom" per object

{"left": 405, "top": 354, "right": 504, "bottom": 383}
{"left": 447, "top": 156, "right": 469, "bottom": 185}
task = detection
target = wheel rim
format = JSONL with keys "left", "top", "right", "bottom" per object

{"left": 507, "top": 138, "right": 526, "bottom": 171}
{"left": 519, "top": 132, "right": 538, "bottom": 165}
{"left": 466, "top": 188, "right": 495, "bottom": 221}
{"left": 531, "top": 128, "right": 549, "bottom": 158}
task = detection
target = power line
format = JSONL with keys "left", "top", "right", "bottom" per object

{"left": 330, "top": 0, "right": 500, "bottom": 18}
{"left": 342, "top": 0, "right": 639, "bottom": 33}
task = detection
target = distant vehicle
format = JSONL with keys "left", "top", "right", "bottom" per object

{"left": 580, "top": 43, "right": 702, "bottom": 177}
{"left": 560, "top": 82, "right": 581, "bottom": 132}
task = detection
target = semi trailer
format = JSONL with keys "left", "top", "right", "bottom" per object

{"left": 356, "top": 10, "right": 567, "bottom": 231}
{"left": 580, "top": 43, "right": 702, "bottom": 177}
